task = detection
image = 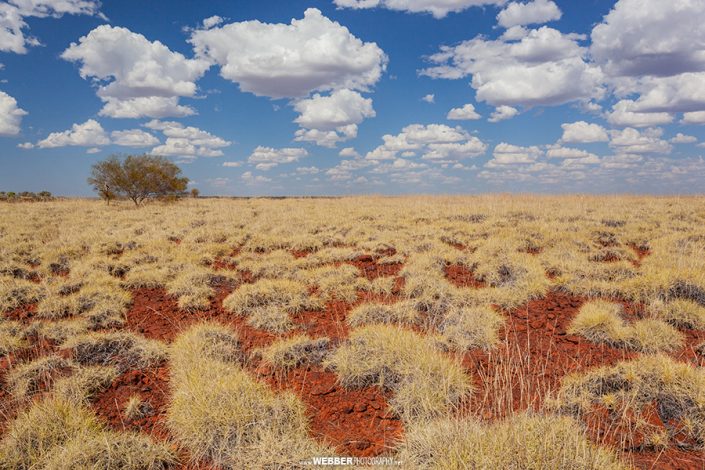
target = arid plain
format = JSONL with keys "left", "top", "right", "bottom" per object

{"left": 1, "top": 196, "right": 704, "bottom": 469}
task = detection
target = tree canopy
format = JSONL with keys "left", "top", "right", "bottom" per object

{"left": 88, "top": 155, "right": 189, "bottom": 206}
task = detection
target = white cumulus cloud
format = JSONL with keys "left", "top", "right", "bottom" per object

{"left": 609, "top": 127, "right": 672, "bottom": 155}
{"left": 489, "top": 105, "right": 519, "bottom": 122}
{"left": 447, "top": 103, "right": 481, "bottom": 120}
{"left": 147, "top": 120, "right": 231, "bottom": 158}
{"left": 606, "top": 100, "right": 674, "bottom": 128}
{"left": 62, "top": 25, "right": 210, "bottom": 119}
{"left": 591, "top": 1, "right": 705, "bottom": 126}
{"left": 486, "top": 142, "right": 542, "bottom": 166}
{"left": 670, "top": 133, "right": 697, "bottom": 144}
{"left": 366, "top": 123, "right": 487, "bottom": 161}
{"left": 560, "top": 121, "right": 609, "bottom": 143}
{"left": 241, "top": 171, "right": 272, "bottom": 185}
{"left": 248, "top": 146, "right": 308, "bottom": 171}
{"left": 497, "top": 0, "right": 561, "bottom": 29}
{"left": 36, "top": 119, "right": 110, "bottom": 148}
{"left": 683, "top": 111, "right": 705, "bottom": 125}
{"left": 591, "top": 0, "right": 705, "bottom": 78}
{"left": 422, "top": 26, "right": 603, "bottom": 109}
{"left": 0, "top": 90, "right": 27, "bottom": 135}
{"left": 0, "top": 0, "right": 102, "bottom": 54}
{"left": 190, "top": 8, "right": 387, "bottom": 99}
{"left": 292, "top": 89, "right": 375, "bottom": 147}
{"left": 110, "top": 129, "right": 160, "bottom": 147}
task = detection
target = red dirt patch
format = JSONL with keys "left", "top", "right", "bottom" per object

{"left": 461, "top": 291, "right": 704, "bottom": 469}
{"left": 291, "top": 249, "right": 313, "bottom": 259}
{"left": 628, "top": 244, "right": 651, "bottom": 268}
{"left": 263, "top": 365, "right": 402, "bottom": 457}
{"left": 345, "top": 255, "right": 403, "bottom": 280}
{"left": 91, "top": 365, "right": 171, "bottom": 440}
{"left": 463, "top": 292, "right": 635, "bottom": 419}
{"left": 3, "top": 303, "right": 37, "bottom": 323}
{"left": 125, "top": 286, "right": 275, "bottom": 350}
{"left": 444, "top": 263, "right": 486, "bottom": 288}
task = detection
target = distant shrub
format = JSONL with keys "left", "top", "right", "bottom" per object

{"left": 88, "top": 154, "right": 189, "bottom": 206}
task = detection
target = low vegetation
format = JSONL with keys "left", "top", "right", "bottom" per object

{"left": 1, "top": 196, "right": 704, "bottom": 468}
{"left": 568, "top": 300, "right": 683, "bottom": 353}
{"left": 0, "top": 397, "right": 174, "bottom": 469}
{"left": 326, "top": 324, "right": 471, "bottom": 422}
{"left": 399, "top": 413, "right": 626, "bottom": 469}
{"left": 551, "top": 354, "right": 705, "bottom": 450}
{"left": 167, "top": 323, "right": 329, "bottom": 468}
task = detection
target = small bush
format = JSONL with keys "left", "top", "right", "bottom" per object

{"left": 648, "top": 298, "right": 705, "bottom": 330}
{"left": 438, "top": 305, "right": 504, "bottom": 351}
{"left": 398, "top": 413, "right": 626, "bottom": 469}
{"left": 552, "top": 354, "right": 705, "bottom": 450}
{"left": 53, "top": 365, "right": 120, "bottom": 404}
{"left": 7, "top": 356, "right": 77, "bottom": 399}
{"left": 569, "top": 300, "right": 683, "bottom": 352}
{"left": 325, "top": 324, "right": 471, "bottom": 422}
{"left": 167, "top": 323, "right": 329, "bottom": 468}
{"left": 257, "top": 334, "right": 329, "bottom": 372}
{"left": 62, "top": 331, "right": 167, "bottom": 371}
{"left": 347, "top": 302, "right": 419, "bottom": 328}
{"left": 0, "top": 397, "right": 175, "bottom": 469}
{"left": 223, "top": 279, "right": 320, "bottom": 333}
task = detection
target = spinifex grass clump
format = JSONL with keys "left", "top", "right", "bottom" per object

{"left": 569, "top": 300, "right": 683, "bottom": 353}
{"left": 61, "top": 331, "right": 167, "bottom": 371}
{"left": 167, "top": 323, "right": 329, "bottom": 468}
{"left": 551, "top": 354, "right": 705, "bottom": 450}
{"left": 399, "top": 412, "right": 626, "bottom": 469}
{"left": 325, "top": 324, "right": 471, "bottom": 422}
{"left": 0, "top": 397, "right": 175, "bottom": 469}
{"left": 257, "top": 334, "right": 330, "bottom": 373}
{"left": 223, "top": 279, "right": 321, "bottom": 333}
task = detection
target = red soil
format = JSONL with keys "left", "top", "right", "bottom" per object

{"left": 628, "top": 243, "right": 651, "bottom": 268}
{"left": 3, "top": 303, "right": 37, "bottom": 323}
{"left": 463, "top": 292, "right": 636, "bottom": 419}
{"left": 5, "top": 249, "right": 704, "bottom": 469}
{"left": 346, "top": 254, "right": 403, "bottom": 280}
{"left": 263, "top": 365, "right": 403, "bottom": 457}
{"left": 444, "top": 263, "right": 487, "bottom": 288}
{"left": 91, "top": 365, "right": 171, "bottom": 440}
{"left": 461, "top": 291, "right": 705, "bottom": 469}
{"left": 121, "top": 283, "right": 403, "bottom": 460}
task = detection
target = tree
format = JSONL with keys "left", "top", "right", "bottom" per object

{"left": 88, "top": 155, "right": 189, "bottom": 206}
{"left": 190, "top": 188, "right": 200, "bottom": 198}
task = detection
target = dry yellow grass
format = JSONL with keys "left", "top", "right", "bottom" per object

{"left": 550, "top": 354, "right": 705, "bottom": 450}
{"left": 222, "top": 278, "right": 321, "bottom": 333}
{"left": 399, "top": 412, "right": 626, "bottom": 469}
{"left": 256, "top": 334, "right": 330, "bottom": 373}
{"left": 1, "top": 196, "right": 703, "bottom": 467}
{"left": 167, "top": 323, "right": 329, "bottom": 468}
{"left": 325, "top": 324, "right": 471, "bottom": 422}
{"left": 0, "top": 397, "right": 174, "bottom": 469}
{"left": 61, "top": 331, "right": 167, "bottom": 371}
{"left": 569, "top": 300, "right": 684, "bottom": 353}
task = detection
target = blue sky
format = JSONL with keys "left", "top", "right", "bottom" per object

{"left": 1, "top": 0, "right": 704, "bottom": 196}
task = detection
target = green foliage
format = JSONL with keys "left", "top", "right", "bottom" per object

{"left": 87, "top": 154, "right": 189, "bottom": 206}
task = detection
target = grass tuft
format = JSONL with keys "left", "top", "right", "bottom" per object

{"left": 167, "top": 323, "right": 329, "bottom": 468}
{"left": 398, "top": 412, "right": 626, "bottom": 469}
{"left": 326, "top": 324, "right": 471, "bottom": 422}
